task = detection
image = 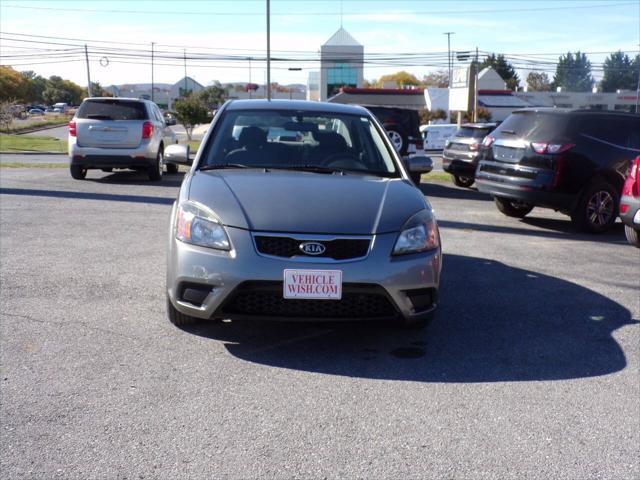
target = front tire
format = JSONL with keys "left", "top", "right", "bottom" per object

{"left": 148, "top": 149, "right": 163, "bottom": 181}
{"left": 494, "top": 196, "right": 534, "bottom": 218}
{"left": 70, "top": 164, "right": 87, "bottom": 180}
{"left": 453, "top": 174, "right": 474, "bottom": 188}
{"left": 167, "top": 296, "right": 200, "bottom": 327}
{"left": 571, "top": 181, "right": 618, "bottom": 233}
{"left": 386, "top": 127, "right": 407, "bottom": 155}
{"left": 624, "top": 225, "right": 640, "bottom": 248}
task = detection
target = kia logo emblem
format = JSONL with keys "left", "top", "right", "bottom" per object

{"left": 299, "top": 242, "right": 326, "bottom": 255}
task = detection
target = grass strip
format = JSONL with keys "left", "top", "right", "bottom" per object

{"left": 0, "top": 134, "right": 66, "bottom": 153}
{"left": 0, "top": 162, "right": 68, "bottom": 168}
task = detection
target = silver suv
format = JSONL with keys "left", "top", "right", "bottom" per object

{"left": 68, "top": 97, "right": 177, "bottom": 181}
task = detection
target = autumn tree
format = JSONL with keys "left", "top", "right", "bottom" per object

{"left": 526, "top": 71, "right": 551, "bottom": 91}
{"left": 421, "top": 70, "right": 449, "bottom": 88}
{"left": 377, "top": 71, "right": 420, "bottom": 87}
{"left": 0, "top": 66, "right": 29, "bottom": 101}
{"left": 173, "top": 94, "right": 209, "bottom": 140}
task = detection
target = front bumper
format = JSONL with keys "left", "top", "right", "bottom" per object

{"left": 442, "top": 154, "right": 478, "bottom": 176}
{"left": 620, "top": 194, "right": 640, "bottom": 228}
{"left": 167, "top": 224, "right": 442, "bottom": 323}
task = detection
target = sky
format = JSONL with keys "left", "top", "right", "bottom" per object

{"left": 1, "top": 0, "right": 639, "bottom": 89}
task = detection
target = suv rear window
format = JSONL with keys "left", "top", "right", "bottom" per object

{"left": 494, "top": 112, "right": 571, "bottom": 141}
{"left": 77, "top": 99, "right": 148, "bottom": 121}
{"left": 455, "top": 127, "right": 491, "bottom": 138}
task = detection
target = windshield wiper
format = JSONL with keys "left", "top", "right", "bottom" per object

{"left": 274, "top": 165, "right": 347, "bottom": 174}
{"left": 500, "top": 129, "right": 517, "bottom": 135}
{"left": 199, "top": 163, "right": 251, "bottom": 171}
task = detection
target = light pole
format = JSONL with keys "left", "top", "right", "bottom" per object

{"left": 151, "top": 42, "right": 155, "bottom": 102}
{"left": 84, "top": 44, "right": 92, "bottom": 97}
{"left": 266, "top": 0, "right": 271, "bottom": 101}
{"left": 443, "top": 32, "right": 454, "bottom": 87}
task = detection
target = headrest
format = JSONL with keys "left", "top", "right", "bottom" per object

{"left": 239, "top": 126, "right": 267, "bottom": 149}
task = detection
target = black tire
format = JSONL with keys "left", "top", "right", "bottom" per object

{"left": 70, "top": 164, "right": 87, "bottom": 180}
{"left": 148, "top": 149, "right": 163, "bottom": 181}
{"left": 494, "top": 196, "right": 534, "bottom": 218}
{"left": 386, "top": 127, "right": 407, "bottom": 156}
{"left": 410, "top": 172, "right": 422, "bottom": 186}
{"left": 571, "top": 181, "right": 619, "bottom": 233}
{"left": 453, "top": 174, "right": 475, "bottom": 188}
{"left": 166, "top": 163, "right": 179, "bottom": 174}
{"left": 101, "top": 168, "right": 113, "bottom": 172}
{"left": 167, "top": 296, "right": 200, "bottom": 327}
{"left": 624, "top": 225, "right": 640, "bottom": 248}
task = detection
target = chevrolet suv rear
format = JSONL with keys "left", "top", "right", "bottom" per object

{"left": 443, "top": 122, "right": 496, "bottom": 188}
{"left": 476, "top": 109, "right": 640, "bottom": 233}
{"left": 68, "top": 97, "right": 177, "bottom": 181}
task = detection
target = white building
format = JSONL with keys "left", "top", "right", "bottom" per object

{"left": 319, "top": 28, "right": 364, "bottom": 101}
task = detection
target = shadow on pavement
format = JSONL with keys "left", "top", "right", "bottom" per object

{"left": 88, "top": 170, "right": 186, "bottom": 187}
{"left": 419, "top": 182, "right": 492, "bottom": 201}
{"left": 182, "top": 254, "right": 637, "bottom": 383}
{"left": 0, "top": 187, "right": 175, "bottom": 205}
{"left": 438, "top": 218, "right": 628, "bottom": 245}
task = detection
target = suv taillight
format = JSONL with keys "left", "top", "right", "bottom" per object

{"left": 482, "top": 135, "right": 494, "bottom": 147}
{"left": 531, "top": 142, "right": 575, "bottom": 155}
{"left": 142, "top": 121, "right": 154, "bottom": 139}
{"left": 623, "top": 156, "right": 640, "bottom": 197}
{"left": 415, "top": 138, "right": 424, "bottom": 150}
{"left": 68, "top": 121, "right": 76, "bottom": 137}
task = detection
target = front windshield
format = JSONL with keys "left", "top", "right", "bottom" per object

{"left": 201, "top": 109, "right": 398, "bottom": 176}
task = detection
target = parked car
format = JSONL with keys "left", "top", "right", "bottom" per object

{"left": 420, "top": 124, "right": 457, "bottom": 150}
{"left": 620, "top": 155, "right": 640, "bottom": 247}
{"left": 68, "top": 97, "right": 178, "bottom": 181}
{"left": 475, "top": 109, "right": 640, "bottom": 233}
{"left": 442, "top": 122, "right": 497, "bottom": 187}
{"left": 28, "top": 108, "right": 45, "bottom": 115}
{"left": 53, "top": 102, "right": 69, "bottom": 113}
{"left": 165, "top": 99, "right": 439, "bottom": 328}
{"left": 366, "top": 106, "right": 423, "bottom": 157}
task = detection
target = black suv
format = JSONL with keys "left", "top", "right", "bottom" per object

{"left": 366, "top": 106, "right": 423, "bottom": 158}
{"left": 475, "top": 109, "right": 640, "bottom": 232}
{"left": 443, "top": 122, "right": 496, "bottom": 188}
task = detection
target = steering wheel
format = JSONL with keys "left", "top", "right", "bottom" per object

{"left": 322, "top": 152, "right": 367, "bottom": 171}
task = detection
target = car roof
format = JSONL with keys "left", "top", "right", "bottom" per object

{"left": 512, "top": 107, "right": 639, "bottom": 118}
{"left": 225, "top": 99, "right": 370, "bottom": 115}
{"left": 460, "top": 122, "right": 497, "bottom": 128}
{"left": 82, "top": 97, "right": 148, "bottom": 103}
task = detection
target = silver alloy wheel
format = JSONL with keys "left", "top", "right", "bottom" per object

{"left": 387, "top": 130, "right": 403, "bottom": 152}
{"left": 586, "top": 190, "right": 614, "bottom": 226}
{"left": 158, "top": 151, "right": 164, "bottom": 176}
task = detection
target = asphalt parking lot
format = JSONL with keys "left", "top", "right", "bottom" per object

{"left": 1, "top": 167, "right": 638, "bottom": 479}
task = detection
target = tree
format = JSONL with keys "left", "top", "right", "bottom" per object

{"left": 20, "top": 71, "right": 47, "bottom": 102}
{"left": 42, "top": 76, "right": 83, "bottom": 105}
{"left": 0, "top": 66, "right": 29, "bottom": 101}
{"left": 552, "top": 51, "right": 594, "bottom": 92}
{"left": 377, "top": 71, "right": 420, "bottom": 87}
{"left": 199, "top": 82, "right": 228, "bottom": 109}
{"left": 173, "top": 95, "right": 209, "bottom": 140}
{"left": 462, "top": 107, "right": 492, "bottom": 123}
{"left": 0, "top": 101, "right": 17, "bottom": 131}
{"left": 84, "top": 81, "right": 112, "bottom": 98}
{"left": 421, "top": 70, "right": 449, "bottom": 88}
{"left": 526, "top": 71, "right": 551, "bottom": 91}
{"left": 480, "top": 54, "right": 520, "bottom": 90}
{"left": 600, "top": 51, "right": 639, "bottom": 92}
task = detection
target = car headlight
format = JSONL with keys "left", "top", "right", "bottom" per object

{"left": 392, "top": 209, "right": 440, "bottom": 255}
{"left": 175, "top": 201, "right": 230, "bottom": 250}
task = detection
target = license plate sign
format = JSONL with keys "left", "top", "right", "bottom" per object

{"left": 283, "top": 269, "right": 342, "bottom": 300}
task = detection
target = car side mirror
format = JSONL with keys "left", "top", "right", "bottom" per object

{"left": 404, "top": 155, "right": 433, "bottom": 174}
{"left": 164, "top": 144, "right": 191, "bottom": 165}
{"left": 164, "top": 116, "right": 177, "bottom": 126}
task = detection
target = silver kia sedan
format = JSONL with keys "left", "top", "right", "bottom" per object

{"left": 165, "top": 100, "right": 441, "bottom": 327}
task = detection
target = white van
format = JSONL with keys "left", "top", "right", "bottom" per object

{"left": 53, "top": 102, "right": 69, "bottom": 113}
{"left": 420, "top": 124, "right": 457, "bottom": 150}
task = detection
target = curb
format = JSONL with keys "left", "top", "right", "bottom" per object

{"left": 0, "top": 151, "right": 67, "bottom": 155}
{"left": 4, "top": 124, "right": 69, "bottom": 136}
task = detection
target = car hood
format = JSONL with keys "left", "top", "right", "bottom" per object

{"left": 188, "top": 170, "right": 428, "bottom": 234}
